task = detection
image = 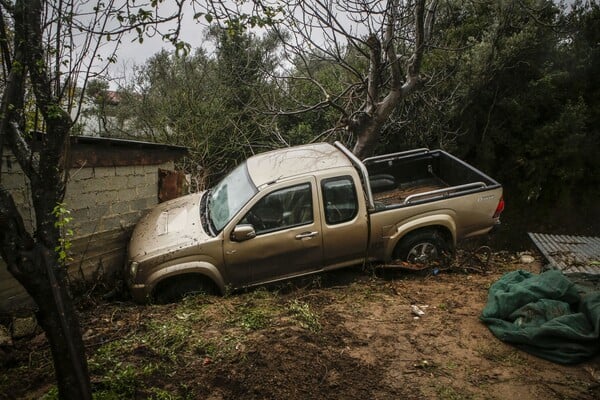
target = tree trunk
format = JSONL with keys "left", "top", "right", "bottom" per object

{"left": 0, "top": 191, "right": 92, "bottom": 399}
{"left": 347, "top": 0, "right": 429, "bottom": 159}
{"left": 349, "top": 112, "right": 383, "bottom": 160}
{"left": 0, "top": 1, "right": 93, "bottom": 398}
{"left": 24, "top": 247, "right": 91, "bottom": 398}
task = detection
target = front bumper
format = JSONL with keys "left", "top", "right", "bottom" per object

{"left": 128, "top": 283, "right": 150, "bottom": 303}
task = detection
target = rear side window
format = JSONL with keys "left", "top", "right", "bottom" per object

{"left": 321, "top": 176, "right": 358, "bottom": 225}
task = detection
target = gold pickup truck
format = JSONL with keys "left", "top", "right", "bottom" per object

{"left": 126, "top": 142, "right": 504, "bottom": 302}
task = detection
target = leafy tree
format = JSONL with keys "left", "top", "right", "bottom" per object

{"left": 110, "top": 29, "right": 284, "bottom": 187}
{"left": 0, "top": 1, "right": 95, "bottom": 398}
{"left": 267, "top": 0, "right": 438, "bottom": 158}
{"left": 82, "top": 79, "right": 112, "bottom": 135}
{"left": 0, "top": 1, "right": 273, "bottom": 397}
{"left": 419, "top": 0, "right": 599, "bottom": 234}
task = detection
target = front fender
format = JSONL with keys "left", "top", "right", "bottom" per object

{"left": 385, "top": 213, "right": 457, "bottom": 260}
{"left": 146, "top": 261, "right": 226, "bottom": 296}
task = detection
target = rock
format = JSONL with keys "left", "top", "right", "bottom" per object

{"left": 0, "top": 325, "right": 12, "bottom": 347}
{"left": 411, "top": 305, "right": 426, "bottom": 317}
{"left": 520, "top": 254, "right": 535, "bottom": 264}
{"left": 12, "top": 315, "right": 39, "bottom": 339}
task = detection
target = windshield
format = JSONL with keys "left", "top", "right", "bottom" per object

{"left": 208, "top": 162, "right": 257, "bottom": 233}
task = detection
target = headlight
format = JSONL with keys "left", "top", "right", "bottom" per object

{"left": 129, "top": 261, "right": 139, "bottom": 277}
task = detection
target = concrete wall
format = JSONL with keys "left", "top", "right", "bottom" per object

{"left": 0, "top": 151, "right": 36, "bottom": 312}
{"left": 0, "top": 150, "right": 176, "bottom": 312}
{"left": 64, "top": 162, "right": 174, "bottom": 280}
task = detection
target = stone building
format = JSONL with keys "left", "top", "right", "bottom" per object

{"left": 0, "top": 135, "right": 187, "bottom": 312}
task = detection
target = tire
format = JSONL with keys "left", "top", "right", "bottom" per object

{"left": 154, "top": 275, "right": 215, "bottom": 304}
{"left": 394, "top": 230, "right": 451, "bottom": 266}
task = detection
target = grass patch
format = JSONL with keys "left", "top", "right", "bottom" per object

{"left": 225, "top": 289, "right": 280, "bottom": 331}
{"left": 88, "top": 337, "right": 161, "bottom": 399}
{"left": 138, "top": 320, "right": 192, "bottom": 362}
{"left": 287, "top": 300, "right": 321, "bottom": 332}
{"left": 40, "top": 387, "right": 58, "bottom": 400}
{"left": 239, "top": 307, "right": 271, "bottom": 331}
{"left": 93, "top": 364, "right": 139, "bottom": 399}
{"left": 89, "top": 338, "right": 137, "bottom": 373}
{"left": 194, "top": 334, "right": 243, "bottom": 361}
{"left": 194, "top": 337, "right": 219, "bottom": 359}
{"left": 146, "top": 387, "right": 191, "bottom": 400}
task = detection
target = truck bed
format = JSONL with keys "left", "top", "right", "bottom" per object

{"left": 364, "top": 148, "right": 498, "bottom": 209}
{"left": 373, "top": 177, "right": 448, "bottom": 205}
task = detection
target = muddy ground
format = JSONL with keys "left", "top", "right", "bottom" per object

{"left": 2, "top": 250, "right": 599, "bottom": 399}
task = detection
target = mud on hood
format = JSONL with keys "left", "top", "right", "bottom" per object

{"left": 128, "top": 192, "right": 210, "bottom": 261}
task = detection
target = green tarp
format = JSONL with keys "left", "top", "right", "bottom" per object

{"left": 480, "top": 269, "right": 600, "bottom": 364}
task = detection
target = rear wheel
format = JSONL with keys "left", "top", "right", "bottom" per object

{"left": 154, "top": 275, "right": 216, "bottom": 304}
{"left": 394, "top": 230, "right": 451, "bottom": 267}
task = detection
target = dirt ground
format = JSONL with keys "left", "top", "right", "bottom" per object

{"left": 2, "top": 250, "right": 599, "bottom": 399}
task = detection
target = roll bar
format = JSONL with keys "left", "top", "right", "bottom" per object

{"left": 333, "top": 141, "right": 375, "bottom": 211}
{"left": 363, "top": 148, "right": 430, "bottom": 165}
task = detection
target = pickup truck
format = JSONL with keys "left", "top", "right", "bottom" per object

{"left": 126, "top": 142, "right": 504, "bottom": 302}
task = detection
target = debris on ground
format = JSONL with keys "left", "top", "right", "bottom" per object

{"left": 1, "top": 251, "right": 599, "bottom": 399}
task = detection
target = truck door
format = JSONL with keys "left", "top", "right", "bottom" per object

{"left": 223, "top": 178, "right": 323, "bottom": 286}
{"left": 320, "top": 175, "right": 369, "bottom": 268}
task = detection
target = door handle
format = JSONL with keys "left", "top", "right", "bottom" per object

{"left": 295, "top": 231, "right": 318, "bottom": 240}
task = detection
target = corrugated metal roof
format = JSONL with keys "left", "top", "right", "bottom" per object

{"left": 528, "top": 233, "right": 600, "bottom": 275}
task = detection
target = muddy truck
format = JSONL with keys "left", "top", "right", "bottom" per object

{"left": 125, "top": 142, "right": 504, "bottom": 302}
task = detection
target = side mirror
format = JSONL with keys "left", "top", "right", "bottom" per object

{"left": 231, "top": 224, "right": 256, "bottom": 242}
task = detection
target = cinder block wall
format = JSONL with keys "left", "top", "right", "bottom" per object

{"left": 64, "top": 162, "right": 174, "bottom": 281}
{"left": 0, "top": 151, "right": 177, "bottom": 313}
{"left": 0, "top": 151, "right": 36, "bottom": 312}
{"left": 0, "top": 151, "right": 36, "bottom": 233}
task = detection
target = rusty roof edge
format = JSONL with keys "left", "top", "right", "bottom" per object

{"left": 70, "top": 135, "right": 188, "bottom": 153}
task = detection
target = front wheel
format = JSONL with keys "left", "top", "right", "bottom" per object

{"left": 153, "top": 275, "right": 216, "bottom": 304}
{"left": 394, "top": 230, "right": 451, "bottom": 266}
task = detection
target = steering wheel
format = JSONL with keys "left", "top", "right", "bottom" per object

{"left": 246, "top": 211, "right": 266, "bottom": 231}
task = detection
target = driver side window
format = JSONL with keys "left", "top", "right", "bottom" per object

{"left": 240, "top": 183, "right": 313, "bottom": 235}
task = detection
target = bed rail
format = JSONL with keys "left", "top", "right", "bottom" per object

{"left": 404, "top": 182, "right": 487, "bottom": 205}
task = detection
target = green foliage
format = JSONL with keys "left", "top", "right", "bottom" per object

{"left": 228, "top": 290, "right": 277, "bottom": 331}
{"left": 372, "top": 0, "right": 599, "bottom": 234}
{"left": 238, "top": 307, "right": 271, "bottom": 331}
{"left": 41, "top": 386, "right": 59, "bottom": 400}
{"left": 51, "top": 202, "right": 74, "bottom": 265}
{"left": 110, "top": 29, "right": 283, "bottom": 188}
{"left": 147, "top": 388, "right": 186, "bottom": 400}
{"left": 89, "top": 338, "right": 162, "bottom": 398}
{"left": 287, "top": 300, "right": 321, "bottom": 332}
{"left": 143, "top": 321, "right": 190, "bottom": 361}
{"left": 92, "top": 364, "right": 138, "bottom": 399}
{"left": 95, "top": 0, "right": 598, "bottom": 235}
{"left": 46, "top": 103, "right": 64, "bottom": 120}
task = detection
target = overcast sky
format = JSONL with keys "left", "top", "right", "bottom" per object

{"left": 97, "top": 1, "right": 227, "bottom": 88}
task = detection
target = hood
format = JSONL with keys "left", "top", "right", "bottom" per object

{"left": 128, "top": 191, "right": 210, "bottom": 261}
